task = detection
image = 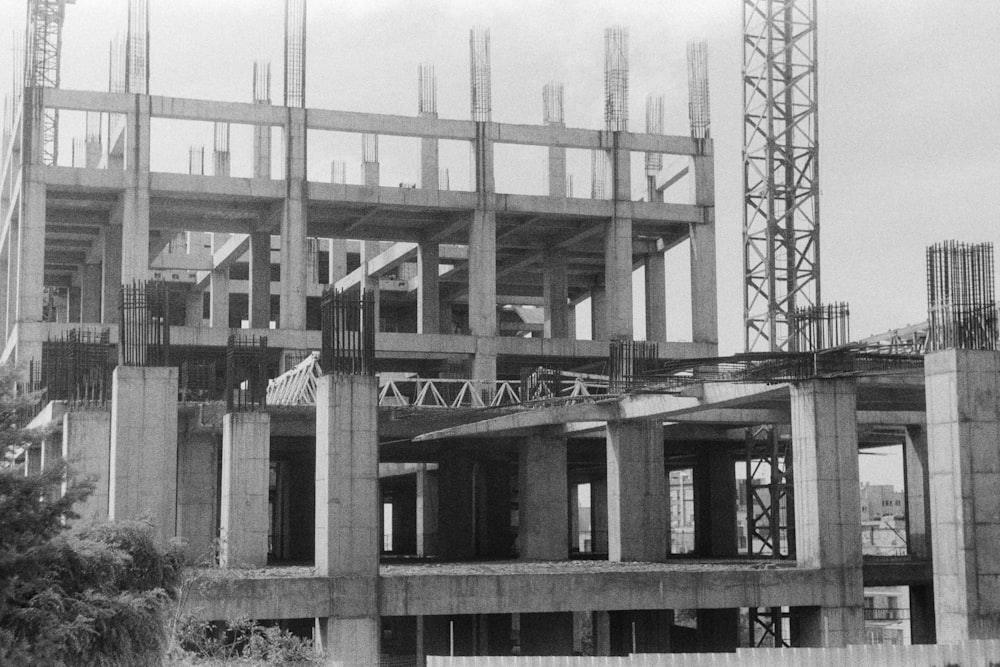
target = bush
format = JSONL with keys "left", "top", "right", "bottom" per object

{"left": 168, "top": 616, "right": 320, "bottom": 665}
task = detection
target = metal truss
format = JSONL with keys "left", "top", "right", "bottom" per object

{"left": 25, "top": 0, "right": 71, "bottom": 166}
{"left": 745, "top": 425, "right": 794, "bottom": 559}
{"left": 742, "top": 0, "right": 820, "bottom": 353}
{"left": 749, "top": 606, "right": 791, "bottom": 648}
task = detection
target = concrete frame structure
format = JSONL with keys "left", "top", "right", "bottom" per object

{"left": 6, "top": 17, "right": 995, "bottom": 665}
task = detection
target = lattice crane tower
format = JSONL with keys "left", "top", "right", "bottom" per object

{"left": 742, "top": 0, "right": 820, "bottom": 352}
{"left": 24, "top": 0, "right": 76, "bottom": 166}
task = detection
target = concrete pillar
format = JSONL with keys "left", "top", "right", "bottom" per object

{"left": 363, "top": 161, "right": 380, "bottom": 188}
{"left": 62, "top": 409, "right": 111, "bottom": 524}
{"left": 438, "top": 455, "right": 475, "bottom": 559}
{"left": 420, "top": 112, "right": 438, "bottom": 190}
{"left": 416, "top": 465, "right": 438, "bottom": 557}
{"left": 592, "top": 476, "right": 609, "bottom": 554}
{"left": 80, "top": 262, "right": 102, "bottom": 323}
{"left": 925, "top": 349, "right": 1000, "bottom": 640}
{"left": 470, "top": 121, "right": 497, "bottom": 386}
{"left": 315, "top": 373, "right": 379, "bottom": 665}
{"left": 209, "top": 269, "right": 230, "bottom": 328}
{"left": 109, "top": 366, "right": 179, "bottom": 545}
{"left": 542, "top": 250, "right": 569, "bottom": 338}
{"left": 644, "top": 251, "right": 667, "bottom": 343}
{"left": 85, "top": 138, "right": 102, "bottom": 169}
{"left": 16, "top": 182, "right": 45, "bottom": 325}
{"left": 520, "top": 613, "right": 573, "bottom": 655}
{"left": 910, "top": 584, "right": 937, "bottom": 645}
{"left": 220, "top": 412, "right": 270, "bottom": 567}
{"left": 249, "top": 232, "right": 271, "bottom": 328}
{"left": 592, "top": 611, "right": 611, "bottom": 656}
{"left": 184, "top": 289, "right": 203, "bottom": 326}
{"left": 120, "top": 97, "right": 151, "bottom": 284}
{"left": 547, "top": 142, "right": 566, "bottom": 198}
{"left": 518, "top": 432, "right": 568, "bottom": 560}
{"left": 604, "top": 145, "right": 632, "bottom": 341}
{"left": 690, "top": 152, "right": 718, "bottom": 349}
{"left": 176, "top": 430, "right": 217, "bottom": 563}
{"left": 694, "top": 453, "right": 737, "bottom": 557}
{"left": 590, "top": 285, "right": 608, "bottom": 341}
{"left": 24, "top": 444, "right": 41, "bottom": 476}
{"left": 696, "top": 608, "right": 738, "bottom": 652}
{"left": 280, "top": 108, "right": 307, "bottom": 329}
{"left": 904, "top": 426, "right": 931, "bottom": 560}
{"left": 327, "top": 238, "right": 347, "bottom": 284}
{"left": 417, "top": 242, "right": 439, "bottom": 334}
{"left": 40, "top": 435, "right": 61, "bottom": 471}
{"left": 606, "top": 420, "right": 667, "bottom": 561}
{"left": 789, "top": 379, "right": 863, "bottom": 647}
{"left": 102, "top": 228, "right": 122, "bottom": 324}
{"left": 253, "top": 123, "right": 271, "bottom": 179}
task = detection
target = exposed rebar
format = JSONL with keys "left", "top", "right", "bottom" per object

{"left": 418, "top": 63, "right": 437, "bottom": 115}
{"left": 213, "top": 122, "right": 230, "bottom": 176}
{"left": 644, "top": 94, "right": 664, "bottom": 174}
{"left": 469, "top": 26, "right": 491, "bottom": 122}
{"left": 543, "top": 81, "right": 564, "bottom": 125}
{"left": 253, "top": 60, "right": 271, "bottom": 104}
{"left": 687, "top": 40, "right": 710, "bottom": 139}
{"left": 926, "top": 240, "right": 998, "bottom": 351}
{"left": 604, "top": 26, "right": 629, "bottom": 132}
{"left": 361, "top": 133, "right": 378, "bottom": 164}
{"left": 284, "top": 0, "right": 306, "bottom": 107}
{"left": 188, "top": 146, "right": 204, "bottom": 175}
{"left": 590, "top": 150, "right": 609, "bottom": 200}
{"left": 126, "top": 0, "right": 149, "bottom": 95}
{"left": 330, "top": 159, "right": 346, "bottom": 184}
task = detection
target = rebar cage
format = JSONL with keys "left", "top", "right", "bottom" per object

{"left": 118, "top": 280, "right": 171, "bottom": 367}
{"left": 225, "top": 334, "right": 268, "bottom": 412}
{"left": 320, "top": 288, "right": 376, "bottom": 376}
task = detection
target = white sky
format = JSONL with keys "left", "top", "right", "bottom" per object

{"left": 5, "top": 0, "right": 999, "bottom": 487}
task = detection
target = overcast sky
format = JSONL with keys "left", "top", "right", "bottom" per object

{"left": 4, "top": 0, "right": 1000, "bottom": 486}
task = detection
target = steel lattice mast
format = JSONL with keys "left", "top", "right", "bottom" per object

{"left": 24, "top": 0, "right": 74, "bottom": 166}
{"left": 742, "top": 0, "right": 819, "bottom": 353}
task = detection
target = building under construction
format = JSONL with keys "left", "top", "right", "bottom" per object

{"left": 3, "top": 0, "right": 1000, "bottom": 664}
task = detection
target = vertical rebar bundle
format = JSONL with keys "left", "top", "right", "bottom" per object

{"left": 85, "top": 111, "right": 101, "bottom": 142}
{"left": 608, "top": 340, "right": 658, "bottom": 393}
{"left": 687, "top": 40, "right": 710, "bottom": 139}
{"left": 118, "top": 281, "right": 171, "bottom": 367}
{"left": 604, "top": 26, "right": 629, "bottom": 132}
{"left": 926, "top": 241, "right": 998, "bottom": 351}
{"left": 644, "top": 94, "right": 664, "bottom": 174}
{"left": 71, "top": 137, "right": 84, "bottom": 167}
{"left": 320, "top": 289, "right": 376, "bottom": 376}
{"left": 590, "top": 150, "right": 609, "bottom": 200}
{"left": 126, "top": 0, "right": 149, "bottom": 95}
{"left": 188, "top": 146, "right": 204, "bottom": 175}
{"left": 418, "top": 63, "right": 437, "bottom": 116}
{"left": 225, "top": 334, "right": 268, "bottom": 412}
{"left": 213, "top": 122, "right": 231, "bottom": 176}
{"left": 790, "top": 302, "right": 850, "bottom": 352}
{"left": 108, "top": 35, "right": 126, "bottom": 93}
{"left": 330, "top": 160, "right": 346, "bottom": 184}
{"left": 253, "top": 61, "right": 271, "bottom": 104}
{"left": 743, "top": 0, "right": 820, "bottom": 353}
{"left": 361, "top": 133, "right": 378, "bottom": 164}
{"left": 543, "top": 82, "right": 564, "bottom": 125}
{"left": 284, "top": 0, "right": 306, "bottom": 107}
{"left": 469, "top": 26, "right": 491, "bottom": 122}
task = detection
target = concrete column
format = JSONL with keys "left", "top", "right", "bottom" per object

{"left": 542, "top": 250, "right": 569, "bottom": 338}
{"left": 363, "top": 161, "right": 379, "bottom": 188}
{"left": 925, "top": 349, "right": 1000, "bottom": 640}
{"left": 420, "top": 112, "right": 438, "bottom": 190}
{"left": 470, "top": 122, "right": 497, "bottom": 386}
{"left": 690, "top": 152, "right": 718, "bottom": 349}
{"left": 315, "top": 373, "right": 379, "bottom": 666}
{"left": 248, "top": 232, "right": 270, "bottom": 328}
{"left": 904, "top": 426, "right": 931, "bottom": 560}
{"left": 604, "top": 145, "right": 632, "bottom": 341}
{"left": 253, "top": 123, "right": 271, "bottom": 179}
{"left": 280, "top": 108, "right": 307, "bottom": 329}
{"left": 24, "top": 445, "right": 41, "bottom": 476}
{"left": 606, "top": 420, "right": 667, "bottom": 561}
{"left": 109, "top": 366, "right": 179, "bottom": 545}
{"left": 120, "top": 97, "right": 151, "bottom": 284}
{"left": 437, "top": 455, "right": 475, "bottom": 559}
{"left": 592, "top": 476, "right": 609, "bottom": 553}
{"left": 416, "top": 465, "right": 438, "bottom": 557}
{"left": 520, "top": 613, "right": 573, "bottom": 655}
{"left": 644, "top": 251, "right": 667, "bottom": 343}
{"left": 789, "top": 379, "right": 863, "bottom": 647}
{"left": 102, "top": 228, "right": 122, "bottom": 324}
{"left": 85, "top": 138, "right": 102, "bottom": 169}
{"left": 696, "top": 609, "right": 738, "bottom": 652}
{"left": 591, "top": 285, "right": 607, "bottom": 341}
{"left": 176, "top": 430, "right": 217, "bottom": 562}
{"left": 62, "top": 409, "right": 111, "bottom": 524}
{"left": 184, "top": 289, "right": 203, "bottom": 326}
{"left": 592, "top": 611, "right": 611, "bottom": 656}
{"left": 219, "top": 412, "right": 270, "bottom": 567}
{"left": 417, "top": 242, "right": 439, "bottom": 334}
{"left": 693, "top": 453, "right": 737, "bottom": 557}
{"left": 327, "top": 238, "right": 347, "bottom": 284}
{"left": 80, "top": 262, "right": 102, "bottom": 323}
{"left": 548, "top": 145, "right": 566, "bottom": 199}
{"left": 209, "top": 269, "right": 230, "bottom": 329}
{"left": 518, "top": 432, "right": 568, "bottom": 560}
{"left": 16, "top": 181, "right": 45, "bottom": 325}
{"left": 40, "top": 435, "right": 61, "bottom": 471}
